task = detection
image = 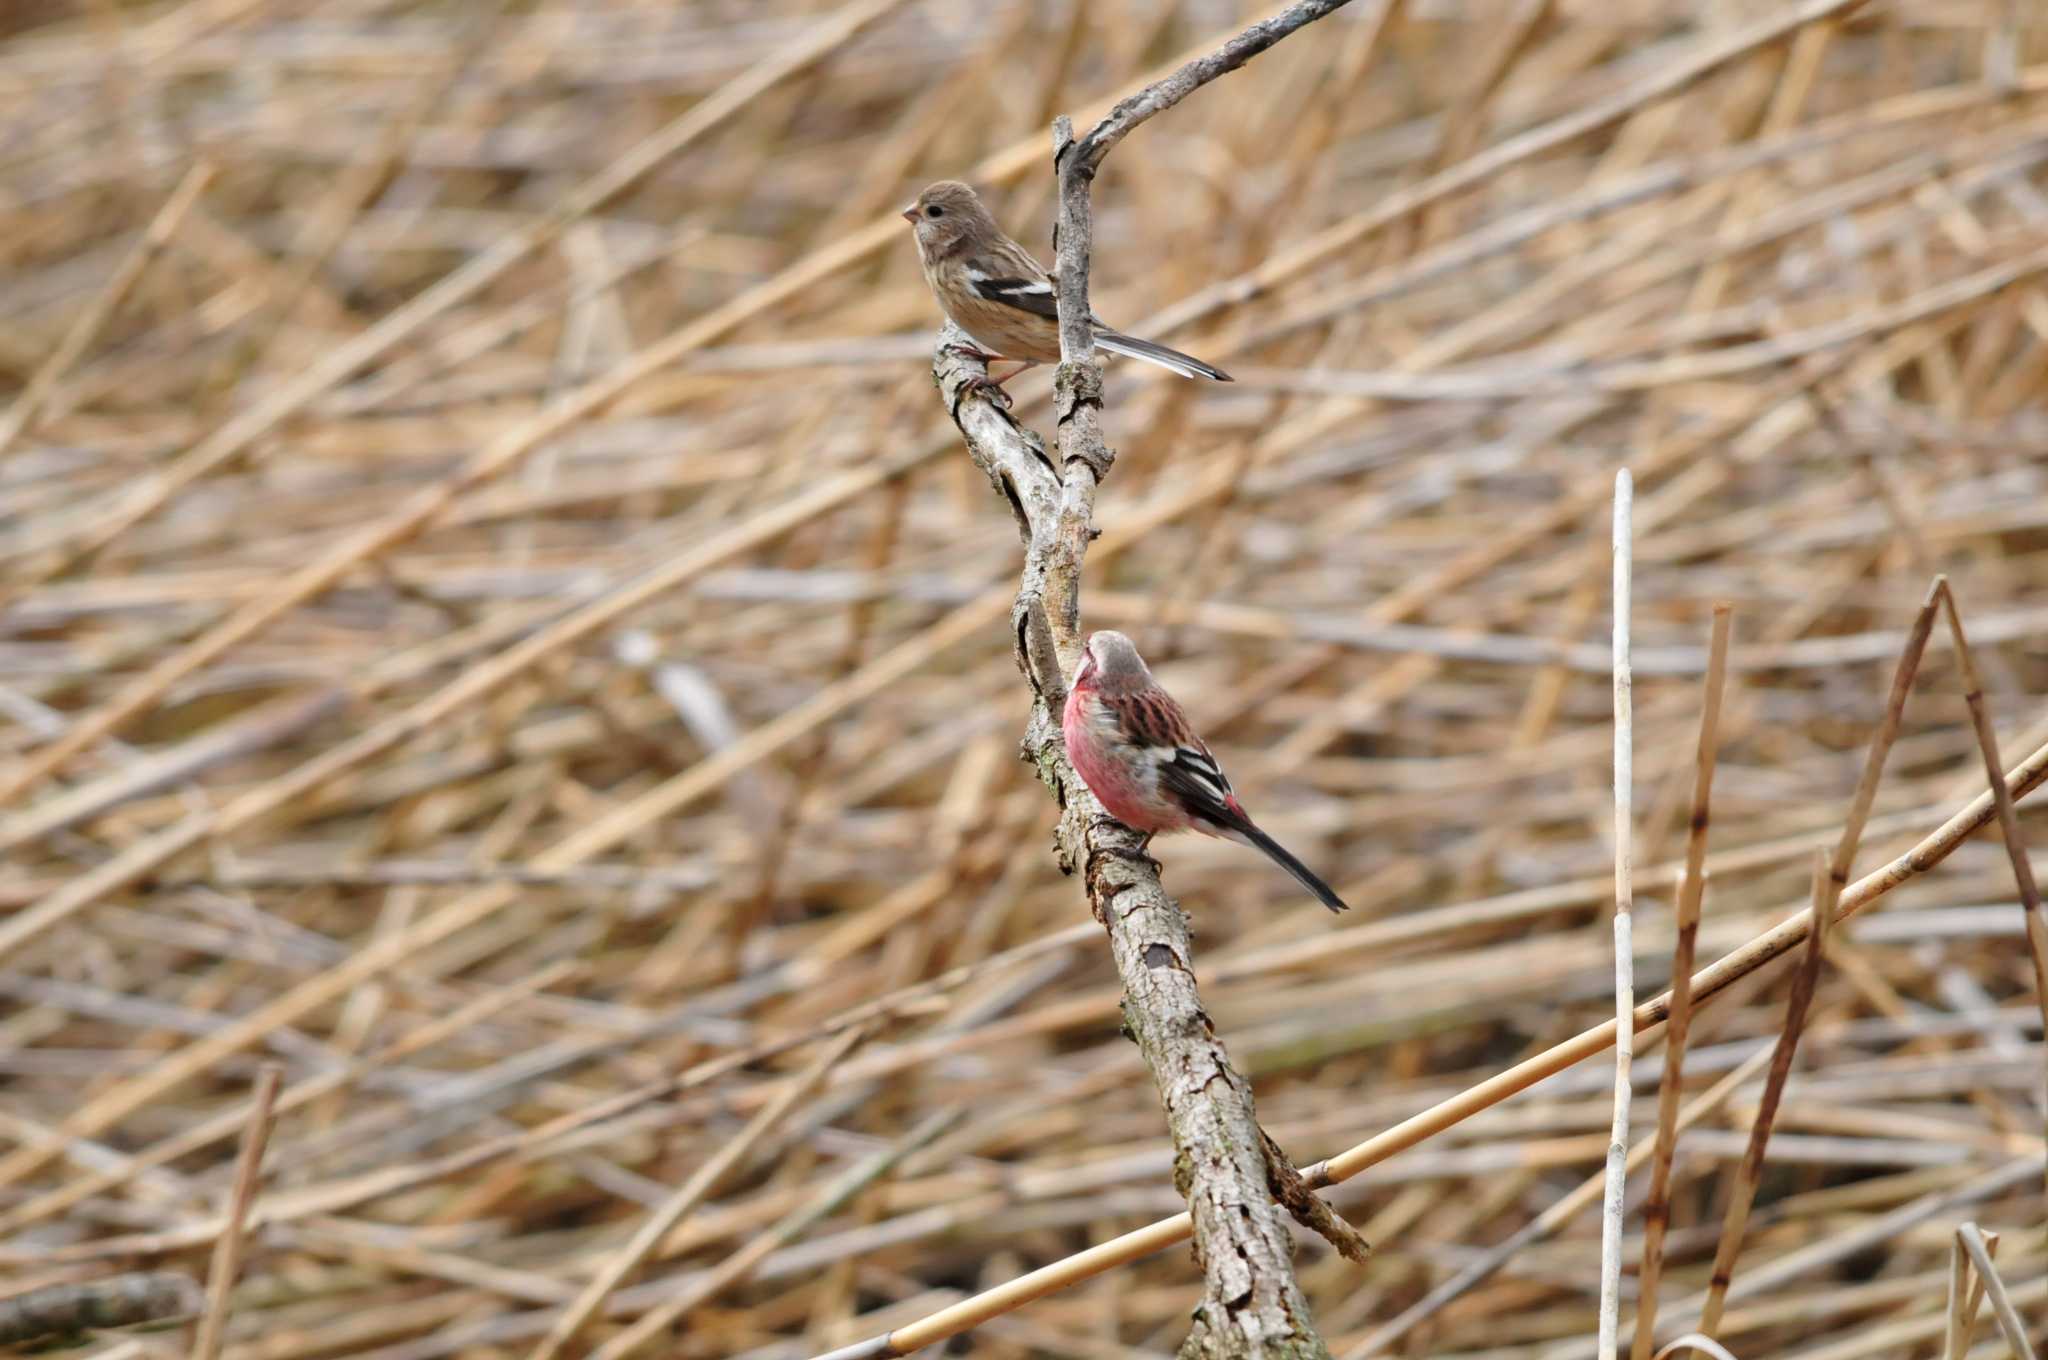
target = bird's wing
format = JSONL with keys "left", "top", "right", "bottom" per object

{"left": 1118, "top": 691, "right": 1240, "bottom": 826}
{"left": 964, "top": 264, "right": 1058, "bottom": 321}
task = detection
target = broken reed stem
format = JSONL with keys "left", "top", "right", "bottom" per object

{"left": 1694, "top": 849, "right": 1833, "bottom": 1338}
{"left": 1631, "top": 603, "right": 1733, "bottom": 1360}
{"left": 1690, "top": 581, "right": 1941, "bottom": 1339}
{"left": 189, "top": 1063, "right": 281, "bottom": 1360}
{"left": 1955, "top": 1223, "right": 2035, "bottom": 1360}
{"left": 1598, "top": 468, "right": 1634, "bottom": 1360}
{"left": 1935, "top": 577, "right": 2048, "bottom": 1221}
{"left": 527, "top": 1025, "right": 867, "bottom": 1360}
{"left": 1943, "top": 1226, "right": 1997, "bottom": 1360}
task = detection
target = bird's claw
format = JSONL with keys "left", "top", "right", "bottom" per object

{"left": 958, "top": 374, "right": 1013, "bottom": 409}
{"left": 1087, "top": 819, "right": 1162, "bottom": 876}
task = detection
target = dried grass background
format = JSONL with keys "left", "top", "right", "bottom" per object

{"left": 2, "top": 1, "right": 2048, "bottom": 1357}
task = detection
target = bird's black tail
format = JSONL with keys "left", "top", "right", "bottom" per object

{"left": 1238, "top": 824, "right": 1349, "bottom": 913}
{"left": 1093, "top": 329, "right": 1233, "bottom": 382}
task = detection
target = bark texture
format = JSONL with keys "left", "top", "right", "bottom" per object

{"left": 929, "top": 7, "right": 1360, "bottom": 1353}
{"left": 935, "top": 336, "right": 1340, "bottom": 1360}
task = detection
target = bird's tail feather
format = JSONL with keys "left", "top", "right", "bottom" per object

{"left": 1093, "top": 329, "right": 1232, "bottom": 382}
{"left": 1236, "top": 824, "right": 1349, "bottom": 913}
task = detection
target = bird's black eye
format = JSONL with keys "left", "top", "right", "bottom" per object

{"left": 925, "top": 204, "right": 943, "bottom": 218}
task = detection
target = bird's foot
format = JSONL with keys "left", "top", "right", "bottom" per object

{"left": 1088, "top": 819, "right": 1163, "bottom": 876}
{"left": 957, "top": 373, "right": 1013, "bottom": 409}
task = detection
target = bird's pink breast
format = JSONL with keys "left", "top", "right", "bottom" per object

{"left": 1061, "top": 686, "right": 1186, "bottom": 834}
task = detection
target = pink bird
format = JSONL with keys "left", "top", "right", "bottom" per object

{"left": 1061, "top": 630, "right": 1349, "bottom": 913}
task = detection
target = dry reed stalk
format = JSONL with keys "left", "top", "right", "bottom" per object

{"left": 1691, "top": 580, "right": 1943, "bottom": 1336}
{"left": 1651, "top": 1337, "right": 1742, "bottom": 1360}
{"left": 1935, "top": 577, "right": 2048, "bottom": 1213}
{"left": 0, "top": 160, "right": 213, "bottom": 459}
{"left": 189, "top": 1063, "right": 281, "bottom": 1360}
{"left": 1596, "top": 469, "right": 1634, "bottom": 1360}
{"left": 586, "top": 1105, "right": 962, "bottom": 1360}
{"left": 1942, "top": 1225, "right": 1997, "bottom": 1360}
{"left": 0, "top": 0, "right": 920, "bottom": 599}
{"left": 0, "top": 959, "right": 577, "bottom": 1236}
{"left": 1691, "top": 849, "right": 1835, "bottom": 1340}
{"left": 1955, "top": 1222, "right": 2035, "bottom": 1360}
{"left": 526, "top": 1025, "right": 867, "bottom": 1360}
{"left": 1631, "top": 603, "right": 1733, "bottom": 1360}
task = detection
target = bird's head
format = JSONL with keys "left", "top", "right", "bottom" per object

{"left": 1073, "top": 630, "right": 1151, "bottom": 697}
{"left": 901, "top": 180, "right": 989, "bottom": 257}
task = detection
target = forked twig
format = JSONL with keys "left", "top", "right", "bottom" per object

{"left": 933, "top": 4, "right": 1363, "bottom": 1358}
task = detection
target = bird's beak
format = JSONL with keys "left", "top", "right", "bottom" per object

{"left": 900, "top": 206, "right": 919, "bottom": 224}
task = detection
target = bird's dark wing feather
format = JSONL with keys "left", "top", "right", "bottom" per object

{"left": 1121, "top": 692, "right": 1242, "bottom": 828}
{"left": 1158, "top": 746, "right": 1243, "bottom": 829}
{"left": 967, "top": 270, "right": 1059, "bottom": 321}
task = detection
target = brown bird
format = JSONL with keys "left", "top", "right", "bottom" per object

{"left": 902, "top": 180, "right": 1232, "bottom": 388}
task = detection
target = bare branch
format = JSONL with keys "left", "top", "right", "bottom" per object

{"left": 1004, "top": 8, "right": 1362, "bottom": 1353}
{"left": 1054, "top": 0, "right": 1356, "bottom": 181}
{"left": 864, "top": 23, "right": 1371, "bottom": 1350}
{"left": 931, "top": 334, "right": 1349, "bottom": 1359}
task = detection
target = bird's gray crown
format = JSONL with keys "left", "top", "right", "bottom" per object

{"left": 1086, "top": 631, "right": 1151, "bottom": 683}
